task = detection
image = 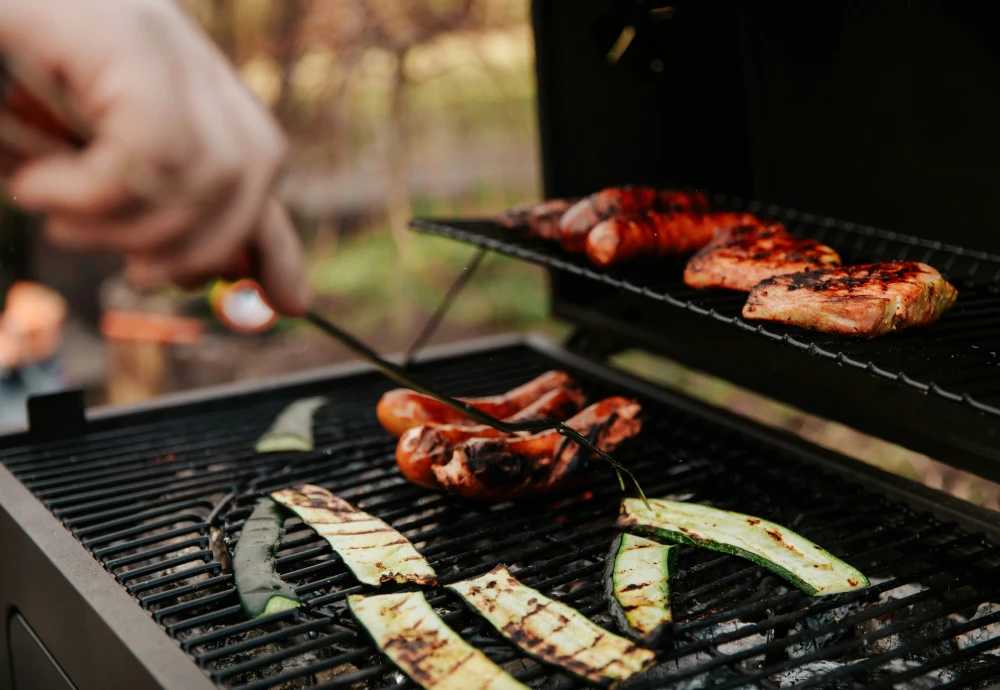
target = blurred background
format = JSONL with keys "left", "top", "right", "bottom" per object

{"left": 0, "top": 0, "right": 996, "bottom": 510}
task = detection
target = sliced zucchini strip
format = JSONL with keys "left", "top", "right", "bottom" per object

{"left": 255, "top": 396, "right": 326, "bottom": 452}
{"left": 618, "top": 498, "right": 869, "bottom": 596}
{"left": 448, "top": 565, "right": 655, "bottom": 688}
{"left": 271, "top": 484, "right": 437, "bottom": 586}
{"left": 349, "top": 591, "right": 528, "bottom": 690}
{"left": 233, "top": 497, "right": 301, "bottom": 618}
{"left": 603, "top": 533, "right": 677, "bottom": 645}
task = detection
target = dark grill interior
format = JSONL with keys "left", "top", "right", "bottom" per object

{"left": 3, "top": 344, "right": 1000, "bottom": 689}
{"left": 412, "top": 195, "right": 1000, "bottom": 420}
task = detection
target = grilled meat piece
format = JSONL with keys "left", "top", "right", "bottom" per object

{"left": 432, "top": 396, "right": 643, "bottom": 500}
{"left": 396, "top": 386, "right": 586, "bottom": 489}
{"left": 586, "top": 211, "right": 760, "bottom": 267}
{"left": 496, "top": 198, "right": 576, "bottom": 240}
{"left": 377, "top": 370, "right": 578, "bottom": 438}
{"left": 742, "top": 261, "right": 959, "bottom": 336}
{"left": 684, "top": 223, "right": 842, "bottom": 291}
{"left": 560, "top": 187, "right": 710, "bottom": 253}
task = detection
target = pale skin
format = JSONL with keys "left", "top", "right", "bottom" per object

{"left": 0, "top": 0, "right": 312, "bottom": 318}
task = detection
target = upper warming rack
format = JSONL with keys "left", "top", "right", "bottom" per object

{"left": 411, "top": 193, "right": 1000, "bottom": 479}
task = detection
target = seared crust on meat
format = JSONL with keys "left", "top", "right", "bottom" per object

{"left": 560, "top": 187, "right": 710, "bottom": 253}
{"left": 395, "top": 386, "right": 586, "bottom": 489}
{"left": 742, "top": 261, "right": 958, "bottom": 337}
{"left": 684, "top": 224, "right": 841, "bottom": 291}
{"left": 586, "top": 211, "right": 759, "bottom": 266}
{"left": 432, "top": 397, "right": 643, "bottom": 500}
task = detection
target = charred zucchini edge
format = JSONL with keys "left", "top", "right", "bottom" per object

{"left": 603, "top": 533, "right": 676, "bottom": 646}
{"left": 619, "top": 498, "right": 869, "bottom": 597}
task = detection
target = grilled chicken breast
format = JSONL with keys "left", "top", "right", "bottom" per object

{"left": 560, "top": 187, "right": 710, "bottom": 253}
{"left": 585, "top": 211, "right": 759, "bottom": 267}
{"left": 742, "top": 262, "right": 959, "bottom": 336}
{"left": 684, "top": 224, "right": 842, "bottom": 291}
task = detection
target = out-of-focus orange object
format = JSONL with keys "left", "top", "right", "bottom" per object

{"left": 100, "top": 311, "right": 204, "bottom": 345}
{"left": 209, "top": 278, "right": 278, "bottom": 334}
{"left": 2, "top": 281, "right": 68, "bottom": 366}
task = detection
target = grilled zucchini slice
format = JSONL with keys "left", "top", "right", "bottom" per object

{"left": 255, "top": 396, "right": 326, "bottom": 452}
{"left": 348, "top": 591, "right": 527, "bottom": 690}
{"left": 603, "top": 533, "right": 677, "bottom": 645}
{"left": 618, "top": 498, "right": 869, "bottom": 596}
{"left": 448, "top": 565, "right": 655, "bottom": 688}
{"left": 233, "top": 498, "right": 301, "bottom": 618}
{"left": 271, "top": 484, "right": 437, "bottom": 587}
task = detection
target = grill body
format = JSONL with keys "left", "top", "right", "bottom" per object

{"left": 3, "top": 336, "right": 1000, "bottom": 689}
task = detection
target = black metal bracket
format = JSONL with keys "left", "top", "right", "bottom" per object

{"left": 564, "top": 326, "right": 626, "bottom": 362}
{"left": 27, "top": 389, "right": 86, "bottom": 442}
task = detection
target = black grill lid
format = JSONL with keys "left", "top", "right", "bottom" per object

{"left": 4, "top": 339, "right": 1000, "bottom": 689}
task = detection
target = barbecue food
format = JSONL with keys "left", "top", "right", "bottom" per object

{"left": 271, "top": 484, "right": 437, "bottom": 586}
{"left": 742, "top": 261, "right": 959, "bottom": 337}
{"left": 448, "top": 565, "right": 656, "bottom": 687}
{"left": 586, "top": 211, "right": 761, "bottom": 267}
{"left": 348, "top": 591, "right": 528, "bottom": 690}
{"left": 432, "top": 396, "right": 642, "bottom": 500}
{"left": 496, "top": 198, "right": 576, "bottom": 240}
{"left": 684, "top": 223, "right": 842, "bottom": 291}
{"left": 618, "top": 498, "right": 870, "bottom": 596}
{"left": 603, "top": 533, "right": 677, "bottom": 646}
{"left": 376, "top": 370, "right": 579, "bottom": 438}
{"left": 255, "top": 396, "right": 326, "bottom": 452}
{"left": 396, "top": 386, "right": 585, "bottom": 489}
{"left": 233, "top": 498, "right": 301, "bottom": 618}
{"left": 561, "top": 186, "right": 711, "bottom": 253}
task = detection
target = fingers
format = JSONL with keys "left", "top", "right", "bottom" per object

{"left": 254, "top": 198, "right": 312, "bottom": 316}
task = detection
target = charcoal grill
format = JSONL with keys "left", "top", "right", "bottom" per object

{"left": 5, "top": 1, "right": 1000, "bottom": 689}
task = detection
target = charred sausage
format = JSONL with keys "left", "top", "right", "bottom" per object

{"left": 586, "top": 211, "right": 760, "bottom": 267}
{"left": 396, "top": 386, "right": 586, "bottom": 488}
{"left": 496, "top": 198, "right": 578, "bottom": 240}
{"left": 560, "top": 187, "right": 710, "bottom": 253}
{"left": 376, "top": 370, "right": 579, "bottom": 438}
{"left": 432, "top": 396, "right": 643, "bottom": 500}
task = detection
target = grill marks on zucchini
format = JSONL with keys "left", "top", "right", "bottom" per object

{"left": 349, "top": 591, "right": 527, "bottom": 690}
{"left": 603, "top": 533, "right": 677, "bottom": 645}
{"left": 232, "top": 498, "right": 301, "bottom": 618}
{"left": 448, "top": 565, "right": 655, "bottom": 688}
{"left": 271, "top": 484, "right": 437, "bottom": 587}
{"left": 618, "top": 498, "right": 869, "bottom": 596}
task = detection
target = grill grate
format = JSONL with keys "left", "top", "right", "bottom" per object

{"left": 411, "top": 195, "right": 1000, "bottom": 420}
{"left": 3, "top": 343, "right": 1000, "bottom": 689}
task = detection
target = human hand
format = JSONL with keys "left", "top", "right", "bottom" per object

{"left": 0, "top": 0, "right": 311, "bottom": 316}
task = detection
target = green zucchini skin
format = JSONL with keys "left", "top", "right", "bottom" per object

{"left": 348, "top": 591, "right": 528, "bottom": 690}
{"left": 619, "top": 498, "right": 869, "bottom": 597}
{"left": 232, "top": 498, "right": 301, "bottom": 619}
{"left": 603, "top": 533, "right": 677, "bottom": 646}
{"left": 255, "top": 397, "right": 326, "bottom": 452}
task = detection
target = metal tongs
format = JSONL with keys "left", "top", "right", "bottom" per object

{"left": 0, "top": 54, "right": 645, "bottom": 498}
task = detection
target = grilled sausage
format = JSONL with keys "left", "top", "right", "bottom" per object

{"left": 496, "top": 198, "right": 577, "bottom": 240}
{"left": 396, "top": 386, "right": 586, "bottom": 488}
{"left": 376, "top": 370, "right": 579, "bottom": 438}
{"left": 560, "top": 187, "right": 710, "bottom": 253}
{"left": 432, "top": 396, "right": 643, "bottom": 500}
{"left": 585, "top": 211, "right": 760, "bottom": 267}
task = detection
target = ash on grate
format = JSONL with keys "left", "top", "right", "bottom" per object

{"left": 956, "top": 603, "right": 1000, "bottom": 656}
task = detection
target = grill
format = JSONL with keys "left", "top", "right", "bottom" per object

{"left": 5, "top": 3, "right": 1000, "bottom": 689}
{"left": 3, "top": 339, "right": 1000, "bottom": 689}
